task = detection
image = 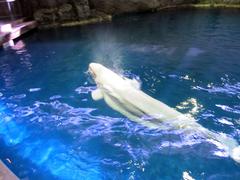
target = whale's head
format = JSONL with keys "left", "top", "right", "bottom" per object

{"left": 88, "top": 63, "right": 127, "bottom": 101}
{"left": 88, "top": 63, "right": 141, "bottom": 101}
{"left": 88, "top": 63, "right": 125, "bottom": 87}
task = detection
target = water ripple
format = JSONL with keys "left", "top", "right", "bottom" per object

{"left": 193, "top": 82, "right": 240, "bottom": 96}
{"left": 75, "top": 86, "right": 96, "bottom": 94}
{"left": 216, "top": 104, "right": 240, "bottom": 114}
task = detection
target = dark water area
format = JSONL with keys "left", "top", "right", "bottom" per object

{"left": 0, "top": 9, "right": 240, "bottom": 179}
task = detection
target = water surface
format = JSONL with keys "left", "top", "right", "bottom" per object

{"left": 0, "top": 9, "right": 240, "bottom": 179}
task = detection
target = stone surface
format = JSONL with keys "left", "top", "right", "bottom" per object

{"left": 18, "top": 0, "right": 240, "bottom": 27}
{"left": 34, "top": 8, "right": 58, "bottom": 24}
{"left": 30, "top": 0, "right": 91, "bottom": 25}
{"left": 58, "top": 4, "right": 75, "bottom": 21}
{"left": 88, "top": 0, "right": 198, "bottom": 14}
{"left": 72, "top": 0, "right": 91, "bottom": 19}
{"left": 198, "top": 0, "right": 240, "bottom": 4}
{"left": 0, "top": 160, "right": 19, "bottom": 180}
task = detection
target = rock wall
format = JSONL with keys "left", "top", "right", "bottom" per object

{"left": 20, "top": 0, "right": 91, "bottom": 25}
{"left": 18, "top": 0, "right": 240, "bottom": 27}
{"left": 88, "top": 0, "right": 239, "bottom": 15}
{"left": 88, "top": 0, "right": 198, "bottom": 14}
{"left": 198, "top": 0, "right": 240, "bottom": 4}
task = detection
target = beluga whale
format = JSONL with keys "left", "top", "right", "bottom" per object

{"left": 88, "top": 62, "right": 240, "bottom": 163}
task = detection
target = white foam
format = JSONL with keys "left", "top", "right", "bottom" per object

{"left": 183, "top": 171, "right": 195, "bottom": 180}
{"left": 218, "top": 118, "right": 233, "bottom": 125}
{"left": 29, "top": 88, "right": 41, "bottom": 92}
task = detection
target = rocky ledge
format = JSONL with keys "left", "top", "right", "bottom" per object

{"left": 20, "top": 0, "right": 111, "bottom": 28}
{"left": 19, "top": 0, "right": 240, "bottom": 28}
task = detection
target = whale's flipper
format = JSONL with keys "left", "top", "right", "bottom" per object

{"left": 92, "top": 89, "right": 103, "bottom": 101}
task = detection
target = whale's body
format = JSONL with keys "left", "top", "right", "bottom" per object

{"left": 88, "top": 63, "right": 240, "bottom": 163}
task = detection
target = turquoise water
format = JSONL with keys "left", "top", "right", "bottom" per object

{"left": 0, "top": 9, "right": 240, "bottom": 179}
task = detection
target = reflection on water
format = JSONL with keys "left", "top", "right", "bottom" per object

{"left": 0, "top": 104, "right": 101, "bottom": 179}
{"left": 12, "top": 40, "right": 33, "bottom": 71}
{"left": 29, "top": 88, "right": 41, "bottom": 92}
{"left": 0, "top": 74, "right": 239, "bottom": 179}
{"left": 129, "top": 44, "right": 176, "bottom": 56}
{"left": 0, "top": 63, "right": 14, "bottom": 89}
{"left": 0, "top": 40, "right": 32, "bottom": 90}
{"left": 193, "top": 82, "right": 240, "bottom": 96}
{"left": 185, "top": 47, "right": 204, "bottom": 57}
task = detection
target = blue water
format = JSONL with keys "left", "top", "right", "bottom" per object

{"left": 0, "top": 9, "right": 240, "bottom": 179}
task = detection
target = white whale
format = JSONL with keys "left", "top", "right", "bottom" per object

{"left": 88, "top": 62, "right": 240, "bottom": 163}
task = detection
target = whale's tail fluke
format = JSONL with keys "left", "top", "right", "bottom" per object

{"left": 215, "top": 132, "right": 240, "bottom": 163}
{"left": 202, "top": 129, "right": 240, "bottom": 163}
{"left": 230, "top": 146, "right": 240, "bottom": 163}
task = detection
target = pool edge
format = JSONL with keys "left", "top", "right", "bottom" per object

{"left": 0, "top": 160, "right": 19, "bottom": 180}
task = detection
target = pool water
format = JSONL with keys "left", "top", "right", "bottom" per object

{"left": 0, "top": 8, "right": 240, "bottom": 179}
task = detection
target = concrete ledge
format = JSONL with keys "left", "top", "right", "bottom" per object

{"left": 10, "top": 21, "right": 37, "bottom": 40}
{"left": 0, "top": 20, "right": 37, "bottom": 47}
{"left": 39, "top": 15, "right": 112, "bottom": 29}
{"left": 61, "top": 15, "right": 112, "bottom": 27}
{"left": 189, "top": 4, "right": 240, "bottom": 8}
{"left": 157, "top": 3, "right": 240, "bottom": 10}
{"left": 0, "top": 160, "right": 19, "bottom": 180}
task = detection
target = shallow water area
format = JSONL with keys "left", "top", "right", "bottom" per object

{"left": 0, "top": 8, "right": 240, "bottom": 179}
